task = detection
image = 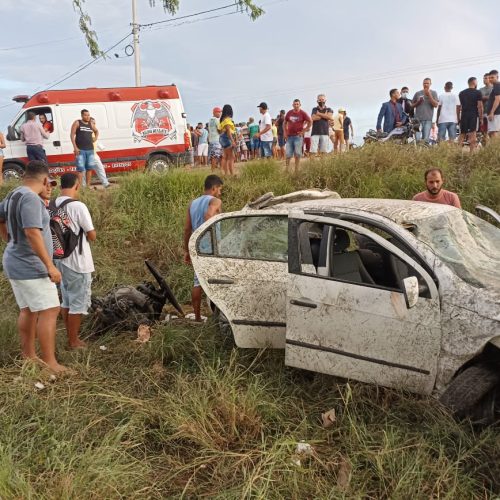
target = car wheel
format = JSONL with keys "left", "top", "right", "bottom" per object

{"left": 440, "top": 364, "right": 500, "bottom": 423}
{"left": 3, "top": 163, "right": 24, "bottom": 181}
{"left": 147, "top": 154, "right": 173, "bottom": 174}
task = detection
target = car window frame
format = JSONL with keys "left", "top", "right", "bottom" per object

{"left": 289, "top": 214, "right": 439, "bottom": 299}
{"left": 195, "top": 213, "right": 289, "bottom": 263}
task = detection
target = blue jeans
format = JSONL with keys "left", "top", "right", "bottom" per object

{"left": 418, "top": 120, "right": 432, "bottom": 142}
{"left": 26, "top": 145, "right": 47, "bottom": 163}
{"left": 437, "top": 122, "right": 457, "bottom": 141}
{"left": 76, "top": 149, "right": 96, "bottom": 171}
{"left": 285, "top": 136, "right": 303, "bottom": 158}
{"left": 260, "top": 141, "right": 273, "bottom": 158}
{"left": 250, "top": 137, "right": 260, "bottom": 151}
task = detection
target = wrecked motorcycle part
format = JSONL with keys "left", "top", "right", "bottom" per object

{"left": 89, "top": 260, "right": 184, "bottom": 334}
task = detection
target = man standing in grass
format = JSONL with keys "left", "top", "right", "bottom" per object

{"left": 248, "top": 117, "right": 260, "bottom": 160}
{"left": 53, "top": 173, "right": 96, "bottom": 348}
{"left": 284, "top": 99, "right": 311, "bottom": 173}
{"left": 183, "top": 175, "right": 223, "bottom": 322}
{"left": 0, "top": 160, "right": 67, "bottom": 372}
{"left": 254, "top": 103, "right": 274, "bottom": 159}
{"left": 412, "top": 168, "right": 461, "bottom": 208}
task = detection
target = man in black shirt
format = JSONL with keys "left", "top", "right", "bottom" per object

{"left": 486, "top": 69, "right": 500, "bottom": 138}
{"left": 70, "top": 109, "right": 99, "bottom": 187}
{"left": 310, "top": 94, "right": 333, "bottom": 157}
{"left": 398, "top": 86, "right": 415, "bottom": 118}
{"left": 342, "top": 111, "right": 353, "bottom": 150}
{"left": 275, "top": 110, "right": 286, "bottom": 160}
{"left": 458, "top": 77, "right": 483, "bottom": 151}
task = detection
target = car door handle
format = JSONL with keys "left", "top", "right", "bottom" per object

{"left": 207, "top": 278, "right": 235, "bottom": 285}
{"left": 53, "top": 141, "right": 61, "bottom": 147}
{"left": 290, "top": 299, "right": 317, "bottom": 309}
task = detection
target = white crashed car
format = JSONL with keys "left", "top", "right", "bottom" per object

{"left": 189, "top": 190, "right": 500, "bottom": 423}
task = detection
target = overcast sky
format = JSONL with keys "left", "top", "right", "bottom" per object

{"left": 1, "top": 0, "right": 499, "bottom": 142}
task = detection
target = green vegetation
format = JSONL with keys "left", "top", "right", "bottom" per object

{"left": 0, "top": 144, "right": 499, "bottom": 498}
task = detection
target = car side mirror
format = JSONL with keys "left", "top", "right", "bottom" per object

{"left": 402, "top": 276, "right": 419, "bottom": 308}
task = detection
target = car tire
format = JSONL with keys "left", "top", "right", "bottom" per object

{"left": 146, "top": 154, "right": 173, "bottom": 174}
{"left": 2, "top": 163, "right": 25, "bottom": 181}
{"left": 440, "top": 364, "right": 500, "bottom": 423}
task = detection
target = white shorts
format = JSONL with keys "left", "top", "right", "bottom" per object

{"left": 310, "top": 135, "right": 329, "bottom": 153}
{"left": 9, "top": 278, "right": 60, "bottom": 312}
{"left": 197, "top": 143, "right": 209, "bottom": 156}
{"left": 488, "top": 114, "right": 500, "bottom": 132}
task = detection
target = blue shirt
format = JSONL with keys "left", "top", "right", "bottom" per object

{"left": 190, "top": 195, "right": 214, "bottom": 232}
{"left": 0, "top": 186, "right": 53, "bottom": 279}
{"left": 198, "top": 128, "right": 208, "bottom": 144}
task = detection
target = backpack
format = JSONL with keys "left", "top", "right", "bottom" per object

{"left": 48, "top": 199, "right": 84, "bottom": 259}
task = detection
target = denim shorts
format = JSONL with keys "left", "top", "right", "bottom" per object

{"left": 278, "top": 135, "right": 286, "bottom": 147}
{"left": 76, "top": 149, "right": 96, "bottom": 172}
{"left": 56, "top": 262, "right": 92, "bottom": 315}
{"left": 219, "top": 133, "right": 232, "bottom": 150}
{"left": 285, "top": 135, "right": 303, "bottom": 158}
{"left": 260, "top": 141, "right": 273, "bottom": 158}
{"left": 437, "top": 122, "right": 457, "bottom": 140}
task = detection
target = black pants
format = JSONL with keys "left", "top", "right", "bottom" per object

{"left": 26, "top": 144, "right": 47, "bottom": 163}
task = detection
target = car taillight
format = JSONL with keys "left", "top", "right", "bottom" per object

{"left": 184, "top": 132, "right": 190, "bottom": 149}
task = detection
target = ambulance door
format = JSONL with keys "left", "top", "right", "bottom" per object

{"left": 8, "top": 107, "right": 61, "bottom": 162}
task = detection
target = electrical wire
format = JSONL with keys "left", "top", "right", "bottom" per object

{"left": 138, "top": 3, "right": 238, "bottom": 28}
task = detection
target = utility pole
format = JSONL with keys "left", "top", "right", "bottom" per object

{"left": 132, "top": 0, "right": 142, "bottom": 86}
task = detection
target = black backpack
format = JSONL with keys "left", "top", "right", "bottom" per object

{"left": 47, "top": 199, "right": 84, "bottom": 259}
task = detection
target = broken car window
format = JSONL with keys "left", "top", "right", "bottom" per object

{"left": 214, "top": 215, "right": 288, "bottom": 262}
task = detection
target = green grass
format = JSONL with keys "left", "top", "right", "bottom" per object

{"left": 0, "top": 143, "right": 499, "bottom": 498}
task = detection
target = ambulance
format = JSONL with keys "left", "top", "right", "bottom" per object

{"left": 2, "top": 85, "right": 191, "bottom": 180}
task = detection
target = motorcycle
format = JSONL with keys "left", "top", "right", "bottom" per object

{"left": 364, "top": 118, "right": 421, "bottom": 145}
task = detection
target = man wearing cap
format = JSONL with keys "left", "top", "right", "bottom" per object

{"left": 208, "top": 107, "right": 222, "bottom": 170}
{"left": 332, "top": 108, "right": 345, "bottom": 154}
{"left": 254, "top": 102, "right": 274, "bottom": 159}
{"left": 0, "top": 160, "right": 67, "bottom": 373}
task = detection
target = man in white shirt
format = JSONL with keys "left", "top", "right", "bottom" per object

{"left": 254, "top": 102, "right": 273, "bottom": 158}
{"left": 53, "top": 173, "right": 96, "bottom": 348}
{"left": 437, "top": 81, "right": 461, "bottom": 142}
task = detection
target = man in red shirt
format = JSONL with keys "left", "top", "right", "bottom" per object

{"left": 284, "top": 99, "right": 312, "bottom": 172}
{"left": 412, "top": 168, "right": 461, "bottom": 208}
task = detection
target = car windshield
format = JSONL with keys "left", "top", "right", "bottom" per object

{"left": 414, "top": 210, "right": 500, "bottom": 289}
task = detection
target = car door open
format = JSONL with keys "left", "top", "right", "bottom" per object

{"left": 189, "top": 212, "right": 289, "bottom": 348}
{"left": 286, "top": 214, "right": 441, "bottom": 394}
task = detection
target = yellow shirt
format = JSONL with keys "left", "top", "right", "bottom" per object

{"left": 332, "top": 113, "right": 344, "bottom": 131}
{"left": 272, "top": 125, "right": 278, "bottom": 138}
{"left": 218, "top": 118, "right": 235, "bottom": 134}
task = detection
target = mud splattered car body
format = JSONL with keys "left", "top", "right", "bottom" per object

{"left": 189, "top": 191, "right": 500, "bottom": 418}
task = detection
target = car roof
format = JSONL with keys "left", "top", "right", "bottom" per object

{"left": 245, "top": 195, "right": 457, "bottom": 225}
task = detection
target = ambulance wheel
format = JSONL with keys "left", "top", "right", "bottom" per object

{"left": 147, "top": 154, "right": 172, "bottom": 174}
{"left": 2, "top": 163, "right": 25, "bottom": 181}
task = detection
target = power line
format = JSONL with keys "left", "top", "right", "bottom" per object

{"left": 42, "top": 32, "right": 132, "bottom": 91}
{"left": 138, "top": 3, "right": 238, "bottom": 28}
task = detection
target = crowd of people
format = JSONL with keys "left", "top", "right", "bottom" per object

{"left": 376, "top": 70, "right": 500, "bottom": 151}
{"left": 0, "top": 71, "right": 497, "bottom": 373}
{"left": 187, "top": 95, "right": 354, "bottom": 175}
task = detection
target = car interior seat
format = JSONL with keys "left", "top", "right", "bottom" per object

{"left": 330, "top": 229, "right": 376, "bottom": 285}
